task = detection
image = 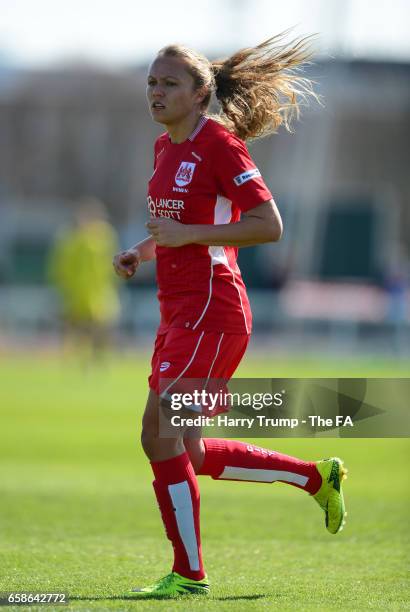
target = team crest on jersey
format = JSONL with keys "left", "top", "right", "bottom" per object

{"left": 175, "top": 161, "right": 196, "bottom": 187}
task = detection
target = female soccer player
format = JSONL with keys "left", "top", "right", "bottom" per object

{"left": 113, "top": 31, "right": 347, "bottom": 599}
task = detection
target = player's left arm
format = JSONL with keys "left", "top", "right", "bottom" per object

{"left": 146, "top": 199, "right": 282, "bottom": 248}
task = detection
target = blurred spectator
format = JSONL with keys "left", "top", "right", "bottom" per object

{"left": 383, "top": 244, "right": 410, "bottom": 355}
{"left": 48, "top": 197, "right": 120, "bottom": 363}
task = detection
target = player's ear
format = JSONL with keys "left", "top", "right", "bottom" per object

{"left": 193, "top": 86, "right": 207, "bottom": 106}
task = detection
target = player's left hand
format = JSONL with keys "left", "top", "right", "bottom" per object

{"left": 146, "top": 218, "right": 191, "bottom": 247}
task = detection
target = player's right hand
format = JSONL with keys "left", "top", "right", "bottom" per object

{"left": 112, "top": 248, "right": 141, "bottom": 279}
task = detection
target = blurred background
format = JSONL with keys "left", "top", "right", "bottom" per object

{"left": 0, "top": 0, "right": 409, "bottom": 359}
{"left": 1, "top": 2, "right": 409, "bottom": 605}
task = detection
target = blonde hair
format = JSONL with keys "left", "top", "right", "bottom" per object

{"left": 157, "top": 29, "right": 321, "bottom": 141}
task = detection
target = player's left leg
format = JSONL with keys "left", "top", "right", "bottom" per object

{"left": 185, "top": 436, "right": 322, "bottom": 495}
{"left": 184, "top": 437, "right": 347, "bottom": 535}
{"left": 192, "top": 438, "right": 347, "bottom": 534}
{"left": 183, "top": 328, "right": 347, "bottom": 535}
{"left": 197, "top": 438, "right": 321, "bottom": 492}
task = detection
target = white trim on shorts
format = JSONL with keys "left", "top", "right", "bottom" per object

{"left": 160, "top": 331, "right": 205, "bottom": 399}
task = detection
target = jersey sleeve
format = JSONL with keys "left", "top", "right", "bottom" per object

{"left": 213, "top": 135, "right": 273, "bottom": 212}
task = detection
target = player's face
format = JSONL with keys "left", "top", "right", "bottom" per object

{"left": 147, "top": 57, "right": 203, "bottom": 125}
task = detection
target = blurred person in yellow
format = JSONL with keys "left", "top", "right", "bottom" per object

{"left": 48, "top": 196, "right": 120, "bottom": 364}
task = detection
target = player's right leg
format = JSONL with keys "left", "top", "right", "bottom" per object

{"left": 125, "top": 388, "right": 208, "bottom": 599}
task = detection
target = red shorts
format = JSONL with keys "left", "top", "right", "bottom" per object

{"left": 149, "top": 328, "right": 249, "bottom": 416}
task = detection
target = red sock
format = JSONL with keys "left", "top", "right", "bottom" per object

{"left": 198, "top": 439, "right": 321, "bottom": 494}
{"left": 151, "top": 452, "right": 205, "bottom": 580}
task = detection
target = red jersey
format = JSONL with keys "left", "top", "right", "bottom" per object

{"left": 147, "top": 116, "right": 272, "bottom": 335}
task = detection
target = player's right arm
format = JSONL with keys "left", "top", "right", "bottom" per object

{"left": 112, "top": 236, "right": 156, "bottom": 279}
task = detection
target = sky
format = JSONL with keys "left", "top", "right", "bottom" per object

{"left": 0, "top": 0, "right": 409, "bottom": 67}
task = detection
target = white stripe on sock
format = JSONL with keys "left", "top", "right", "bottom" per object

{"left": 168, "top": 481, "right": 200, "bottom": 571}
{"left": 218, "top": 466, "right": 309, "bottom": 486}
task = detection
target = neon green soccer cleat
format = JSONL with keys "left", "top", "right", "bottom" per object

{"left": 124, "top": 571, "right": 210, "bottom": 599}
{"left": 313, "top": 457, "right": 348, "bottom": 534}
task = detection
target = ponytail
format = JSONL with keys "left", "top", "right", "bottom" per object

{"left": 211, "top": 30, "right": 321, "bottom": 140}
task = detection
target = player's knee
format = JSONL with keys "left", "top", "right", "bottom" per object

{"left": 140, "top": 425, "right": 157, "bottom": 458}
{"left": 184, "top": 437, "right": 205, "bottom": 473}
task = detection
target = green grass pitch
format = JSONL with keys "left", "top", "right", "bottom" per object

{"left": 0, "top": 353, "right": 409, "bottom": 610}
